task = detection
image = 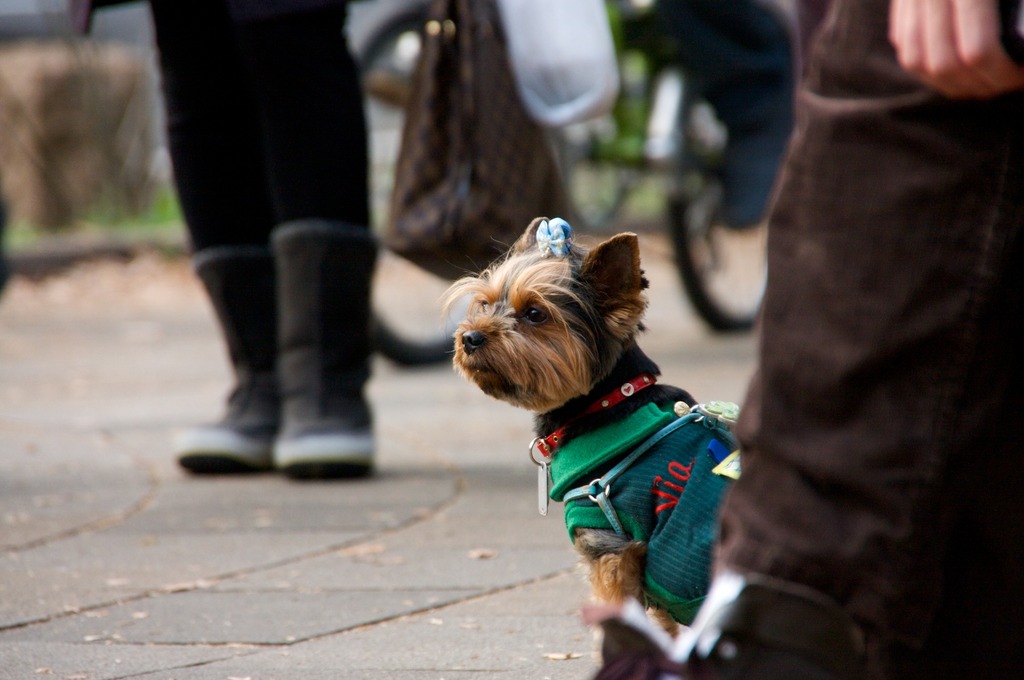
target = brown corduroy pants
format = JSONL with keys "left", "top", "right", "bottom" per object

{"left": 717, "top": 0, "right": 1024, "bottom": 677}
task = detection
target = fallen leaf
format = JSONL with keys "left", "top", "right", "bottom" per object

{"left": 467, "top": 548, "right": 498, "bottom": 560}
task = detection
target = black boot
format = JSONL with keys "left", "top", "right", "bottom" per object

{"left": 680, "top": 572, "right": 866, "bottom": 680}
{"left": 272, "top": 219, "right": 376, "bottom": 479}
{"left": 176, "top": 246, "right": 280, "bottom": 473}
{"left": 592, "top": 573, "right": 866, "bottom": 680}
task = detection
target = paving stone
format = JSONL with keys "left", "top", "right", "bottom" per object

{"left": 121, "top": 470, "right": 457, "bottom": 534}
{"left": 214, "top": 572, "right": 597, "bottom": 677}
{"left": 224, "top": 543, "right": 575, "bottom": 594}
{"left": 0, "top": 640, "right": 254, "bottom": 680}
{"left": 1, "top": 588, "right": 482, "bottom": 645}
{"left": 1, "top": 530, "right": 362, "bottom": 628}
{"left": 0, "top": 430, "right": 152, "bottom": 551}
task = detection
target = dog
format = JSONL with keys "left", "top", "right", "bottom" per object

{"left": 445, "top": 217, "right": 740, "bottom": 632}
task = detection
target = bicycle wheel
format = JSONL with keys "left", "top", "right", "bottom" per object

{"left": 668, "top": 175, "right": 767, "bottom": 332}
{"left": 355, "top": 2, "right": 456, "bottom": 366}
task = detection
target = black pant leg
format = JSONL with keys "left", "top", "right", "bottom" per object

{"left": 232, "top": 7, "right": 369, "bottom": 229}
{"left": 149, "top": 0, "right": 277, "bottom": 250}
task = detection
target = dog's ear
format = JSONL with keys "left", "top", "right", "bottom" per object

{"left": 579, "top": 233, "right": 646, "bottom": 335}
{"left": 580, "top": 232, "right": 644, "bottom": 299}
{"left": 511, "top": 216, "right": 549, "bottom": 254}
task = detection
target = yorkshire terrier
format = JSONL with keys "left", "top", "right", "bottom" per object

{"left": 445, "top": 217, "right": 740, "bottom": 633}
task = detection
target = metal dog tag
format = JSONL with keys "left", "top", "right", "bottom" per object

{"left": 529, "top": 438, "right": 552, "bottom": 516}
{"left": 537, "top": 461, "right": 551, "bottom": 516}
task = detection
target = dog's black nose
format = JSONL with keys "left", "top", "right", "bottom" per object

{"left": 461, "top": 330, "right": 486, "bottom": 354}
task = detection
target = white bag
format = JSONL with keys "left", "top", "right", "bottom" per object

{"left": 495, "top": 0, "right": 620, "bottom": 127}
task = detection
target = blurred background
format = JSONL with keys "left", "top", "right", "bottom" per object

{"left": 0, "top": 1, "right": 169, "bottom": 262}
{"left": 0, "top": 0, "right": 450, "bottom": 273}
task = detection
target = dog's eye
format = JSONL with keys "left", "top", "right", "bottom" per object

{"left": 522, "top": 307, "right": 548, "bottom": 324}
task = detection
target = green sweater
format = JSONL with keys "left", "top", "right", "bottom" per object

{"left": 549, "top": 401, "right": 736, "bottom": 624}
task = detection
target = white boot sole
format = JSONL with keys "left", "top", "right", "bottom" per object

{"left": 175, "top": 426, "right": 275, "bottom": 472}
{"left": 274, "top": 431, "right": 374, "bottom": 479}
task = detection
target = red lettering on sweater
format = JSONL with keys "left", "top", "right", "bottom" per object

{"left": 652, "top": 459, "right": 694, "bottom": 514}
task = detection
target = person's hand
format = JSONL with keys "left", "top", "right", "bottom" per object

{"left": 889, "top": 0, "right": 1024, "bottom": 98}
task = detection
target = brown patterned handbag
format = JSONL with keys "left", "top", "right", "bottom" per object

{"left": 385, "top": 0, "right": 569, "bottom": 280}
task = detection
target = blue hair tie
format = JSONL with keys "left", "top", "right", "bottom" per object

{"left": 536, "top": 218, "right": 573, "bottom": 258}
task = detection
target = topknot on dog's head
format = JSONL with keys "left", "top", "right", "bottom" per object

{"left": 515, "top": 217, "right": 575, "bottom": 260}
{"left": 474, "top": 217, "right": 650, "bottom": 345}
{"left": 517, "top": 217, "right": 647, "bottom": 318}
{"left": 447, "top": 219, "right": 646, "bottom": 315}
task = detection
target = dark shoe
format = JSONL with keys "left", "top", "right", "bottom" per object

{"left": 272, "top": 219, "right": 376, "bottom": 479}
{"left": 589, "top": 573, "right": 865, "bottom": 680}
{"left": 176, "top": 246, "right": 279, "bottom": 473}
{"left": 681, "top": 572, "right": 865, "bottom": 679}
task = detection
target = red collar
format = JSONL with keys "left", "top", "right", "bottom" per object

{"left": 532, "top": 373, "right": 656, "bottom": 459}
